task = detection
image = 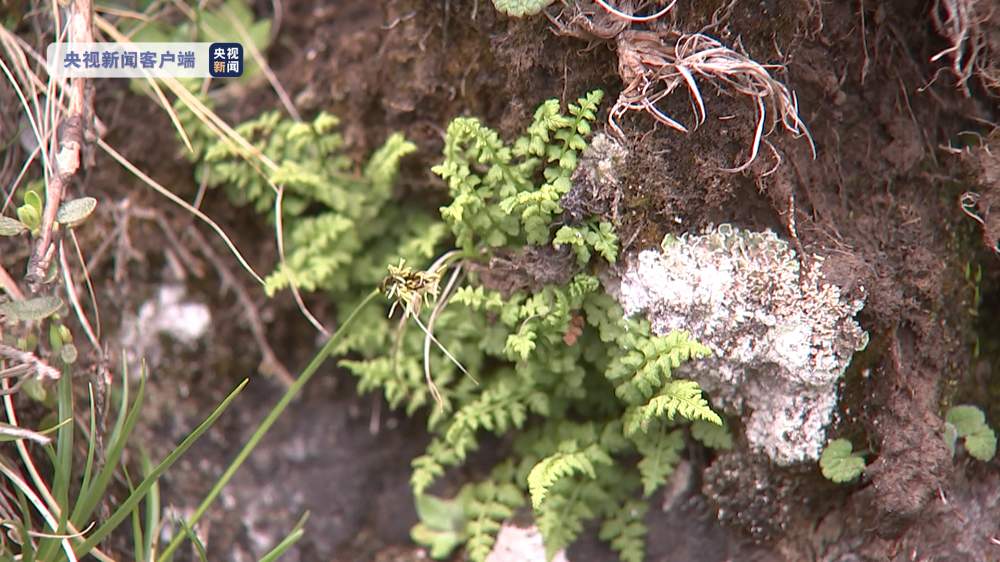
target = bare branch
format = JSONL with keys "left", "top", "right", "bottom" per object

{"left": 26, "top": 0, "right": 95, "bottom": 291}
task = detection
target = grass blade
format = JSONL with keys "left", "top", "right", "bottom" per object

{"left": 73, "top": 378, "right": 248, "bottom": 556}
{"left": 70, "top": 363, "right": 144, "bottom": 529}
{"left": 159, "top": 289, "right": 381, "bottom": 560}
{"left": 258, "top": 529, "right": 304, "bottom": 562}
{"left": 141, "top": 451, "right": 160, "bottom": 561}
{"left": 36, "top": 365, "right": 74, "bottom": 560}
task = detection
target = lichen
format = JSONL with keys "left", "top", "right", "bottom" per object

{"left": 609, "top": 225, "right": 868, "bottom": 465}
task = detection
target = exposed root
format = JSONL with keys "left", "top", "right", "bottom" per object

{"left": 548, "top": 3, "right": 814, "bottom": 172}
{"left": 931, "top": 0, "right": 1000, "bottom": 95}
{"left": 592, "top": 0, "right": 676, "bottom": 23}
{"left": 612, "top": 31, "right": 815, "bottom": 171}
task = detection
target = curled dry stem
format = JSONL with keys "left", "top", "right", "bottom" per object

{"left": 592, "top": 0, "right": 676, "bottom": 23}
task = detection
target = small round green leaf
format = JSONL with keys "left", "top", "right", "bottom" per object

{"left": 965, "top": 429, "right": 997, "bottom": 461}
{"left": 0, "top": 296, "right": 63, "bottom": 322}
{"left": 0, "top": 217, "right": 27, "bottom": 236}
{"left": 17, "top": 205, "right": 40, "bottom": 231}
{"left": 56, "top": 197, "right": 98, "bottom": 226}
{"left": 24, "top": 190, "right": 43, "bottom": 213}
{"left": 946, "top": 405, "right": 987, "bottom": 437}
{"left": 947, "top": 405, "right": 997, "bottom": 461}
{"left": 820, "top": 438, "right": 866, "bottom": 483}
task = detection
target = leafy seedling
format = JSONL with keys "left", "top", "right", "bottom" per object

{"left": 944, "top": 405, "right": 997, "bottom": 461}
{"left": 820, "top": 438, "right": 866, "bottom": 483}
{"left": 16, "top": 189, "right": 43, "bottom": 235}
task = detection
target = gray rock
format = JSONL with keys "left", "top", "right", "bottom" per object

{"left": 609, "top": 225, "right": 867, "bottom": 465}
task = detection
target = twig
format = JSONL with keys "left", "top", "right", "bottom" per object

{"left": 0, "top": 264, "right": 24, "bottom": 300}
{"left": 26, "top": 0, "right": 94, "bottom": 292}
{"left": 185, "top": 227, "right": 296, "bottom": 387}
{"left": 0, "top": 344, "right": 60, "bottom": 383}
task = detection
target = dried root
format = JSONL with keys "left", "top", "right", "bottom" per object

{"left": 932, "top": 0, "right": 1000, "bottom": 95}
{"left": 548, "top": 2, "right": 814, "bottom": 172}
{"left": 611, "top": 30, "right": 814, "bottom": 171}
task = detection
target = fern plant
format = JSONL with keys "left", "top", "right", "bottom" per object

{"left": 182, "top": 90, "right": 723, "bottom": 561}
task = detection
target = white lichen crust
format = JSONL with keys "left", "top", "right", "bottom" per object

{"left": 612, "top": 225, "right": 867, "bottom": 465}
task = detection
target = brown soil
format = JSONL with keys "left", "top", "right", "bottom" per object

{"left": 5, "top": 0, "right": 1000, "bottom": 560}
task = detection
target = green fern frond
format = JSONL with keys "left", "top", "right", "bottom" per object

{"left": 412, "top": 439, "right": 464, "bottom": 495}
{"left": 632, "top": 428, "right": 684, "bottom": 497}
{"left": 607, "top": 330, "right": 712, "bottom": 405}
{"left": 264, "top": 214, "right": 357, "bottom": 295}
{"left": 527, "top": 442, "right": 613, "bottom": 509}
{"left": 553, "top": 221, "right": 619, "bottom": 265}
{"left": 623, "top": 380, "right": 721, "bottom": 435}
{"left": 599, "top": 500, "right": 648, "bottom": 562}
{"left": 443, "top": 380, "right": 535, "bottom": 461}
{"left": 364, "top": 133, "right": 418, "bottom": 192}
{"left": 434, "top": 91, "right": 603, "bottom": 252}
{"left": 463, "top": 473, "right": 525, "bottom": 562}
{"left": 690, "top": 419, "right": 733, "bottom": 450}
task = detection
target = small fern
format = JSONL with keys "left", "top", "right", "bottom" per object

{"left": 180, "top": 90, "right": 720, "bottom": 562}
{"left": 463, "top": 467, "right": 526, "bottom": 561}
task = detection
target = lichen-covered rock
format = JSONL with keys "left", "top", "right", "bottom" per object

{"left": 609, "top": 225, "right": 867, "bottom": 465}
